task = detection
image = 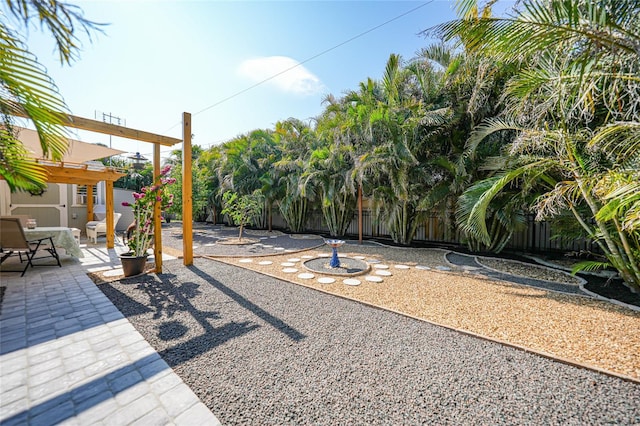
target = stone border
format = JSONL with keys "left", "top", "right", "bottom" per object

{"left": 302, "top": 257, "right": 371, "bottom": 277}
{"left": 475, "top": 255, "right": 587, "bottom": 287}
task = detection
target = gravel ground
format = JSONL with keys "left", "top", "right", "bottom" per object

{"left": 98, "top": 259, "right": 640, "bottom": 425}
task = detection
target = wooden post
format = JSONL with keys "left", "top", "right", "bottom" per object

{"left": 105, "top": 180, "right": 114, "bottom": 248}
{"left": 358, "top": 183, "right": 363, "bottom": 244}
{"left": 182, "top": 112, "right": 193, "bottom": 265}
{"left": 153, "top": 143, "right": 163, "bottom": 273}
{"left": 87, "top": 184, "right": 94, "bottom": 221}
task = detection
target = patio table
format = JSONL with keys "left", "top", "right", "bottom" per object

{"left": 24, "top": 227, "right": 84, "bottom": 258}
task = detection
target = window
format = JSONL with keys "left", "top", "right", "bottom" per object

{"left": 73, "top": 184, "right": 103, "bottom": 206}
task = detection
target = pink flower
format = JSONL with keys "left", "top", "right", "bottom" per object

{"left": 133, "top": 192, "right": 144, "bottom": 200}
{"left": 122, "top": 201, "right": 131, "bottom": 207}
{"left": 156, "top": 196, "right": 162, "bottom": 201}
{"left": 161, "top": 165, "right": 172, "bottom": 176}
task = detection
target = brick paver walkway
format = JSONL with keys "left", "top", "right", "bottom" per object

{"left": 0, "top": 241, "right": 220, "bottom": 425}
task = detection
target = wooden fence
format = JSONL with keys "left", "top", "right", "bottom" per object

{"left": 271, "top": 210, "right": 596, "bottom": 254}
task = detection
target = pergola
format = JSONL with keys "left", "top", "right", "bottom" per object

{"left": 11, "top": 111, "right": 194, "bottom": 273}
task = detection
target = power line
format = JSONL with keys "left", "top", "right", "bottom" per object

{"left": 163, "top": 1, "right": 433, "bottom": 133}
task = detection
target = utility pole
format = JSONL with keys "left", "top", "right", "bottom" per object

{"left": 96, "top": 111, "right": 126, "bottom": 166}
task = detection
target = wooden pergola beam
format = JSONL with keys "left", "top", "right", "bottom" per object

{"left": 38, "top": 164, "right": 126, "bottom": 185}
{"left": 13, "top": 110, "right": 182, "bottom": 147}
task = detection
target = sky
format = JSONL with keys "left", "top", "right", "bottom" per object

{"left": 22, "top": 1, "right": 487, "bottom": 160}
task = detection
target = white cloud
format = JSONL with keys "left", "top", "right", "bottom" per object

{"left": 238, "top": 56, "right": 325, "bottom": 95}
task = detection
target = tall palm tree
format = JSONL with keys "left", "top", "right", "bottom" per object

{"left": 1, "top": 0, "right": 101, "bottom": 191}
{"left": 272, "top": 118, "right": 318, "bottom": 232}
{"left": 432, "top": 0, "right": 640, "bottom": 290}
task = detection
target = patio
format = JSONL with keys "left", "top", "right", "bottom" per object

{"left": 0, "top": 241, "right": 220, "bottom": 425}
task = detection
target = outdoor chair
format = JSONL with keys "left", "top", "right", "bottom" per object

{"left": 0, "top": 217, "right": 61, "bottom": 276}
{"left": 86, "top": 212, "right": 122, "bottom": 244}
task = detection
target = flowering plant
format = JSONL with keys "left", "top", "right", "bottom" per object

{"left": 122, "top": 164, "right": 176, "bottom": 257}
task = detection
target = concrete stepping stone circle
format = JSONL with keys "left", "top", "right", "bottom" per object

{"left": 287, "top": 258, "right": 301, "bottom": 262}
{"left": 343, "top": 278, "right": 361, "bottom": 286}
{"left": 263, "top": 244, "right": 273, "bottom": 248}
{"left": 239, "top": 258, "right": 253, "bottom": 263}
{"left": 298, "top": 273, "right": 315, "bottom": 279}
{"left": 368, "top": 259, "right": 381, "bottom": 264}
{"left": 281, "top": 262, "right": 295, "bottom": 267}
{"left": 365, "top": 275, "right": 383, "bottom": 283}
{"left": 375, "top": 270, "right": 392, "bottom": 276}
{"left": 317, "top": 277, "right": 335, "bottom": 284}
{"left": 274, "top": 247, "right": 285, "bottom": 251}
{"left": 416, "top": 265, "right": 431, "bottom": 270}
{"left": 282, "top": 268, "right": 299, "bottom": 273}
{"left": 353, "top": 256, "right": 366, "bottom": 260}
{"left": 436, "top": 265, "right": 452, "bottom": 271}
{"left": 394, "top": 264, "right": 410, "bottom": 270}
{"left": 301, "top": 255, "right": 314, "bottom": 259}
{"left": 258, "top": 261, "right": 273, "bottom": 265}
{"left": 373, "top": 264, "right": 389, "bottom": 269}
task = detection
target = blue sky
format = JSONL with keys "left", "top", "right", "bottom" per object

{"left": 26, "top": 1, "right": 474, "bottom": 159}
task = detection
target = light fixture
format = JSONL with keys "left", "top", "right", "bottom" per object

{"left": 128, "top": 152, "right": 147, "bottom": 170}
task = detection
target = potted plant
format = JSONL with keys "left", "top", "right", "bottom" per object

{"left": 120, "top": 165, "right": 176, "bottom": 276}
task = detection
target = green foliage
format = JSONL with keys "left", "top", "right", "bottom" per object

{"left": 0, "top": 0, "right": 101, "bottom": 192}
{"left": 122, "top": 165, "right": 176, "bottom": 256}
{"left": 221, "top": 191, "right": 264, "bottom": 241}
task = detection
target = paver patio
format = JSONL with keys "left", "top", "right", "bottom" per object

{"left": 0, "top": 242, "right": 220, "bottom": 425}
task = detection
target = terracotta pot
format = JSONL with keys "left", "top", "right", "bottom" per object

{"left": 119, "top": 253, "right": 148, "bottom": 277}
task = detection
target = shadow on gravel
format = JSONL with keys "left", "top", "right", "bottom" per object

{"left": 189, "top": 265, "right": 307, "bottom": 342}
{"left": 100, "top": 272, "right": 262, "bottom": 368}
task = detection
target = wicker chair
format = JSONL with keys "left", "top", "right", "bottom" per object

{"left": 86, "top": 213, "right": 122, "bottom": 244}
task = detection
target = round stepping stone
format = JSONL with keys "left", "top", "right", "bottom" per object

{"left": 353, "top": 256, "right": 366, "bottom": 260}
{"left": 394, "top": 264, "right": 410, "bottom": 269}
{"left": 238, "top": 258, "right": 253, "bottom": 263}
{"left": 282, "top": 268, "right": 298, "bottom": 273}
{"left": 375, "top": 270, "right": 392, "bottom": 276}
{"left": 368, "top": 259, "right": 381, "bottom": 264}
{"left": 298, "top": 273, "right": 315, "bottom": 280}
{"left": 343, "top": 278, "right": 361, "bottom": 286}
{"left": 284, "top": 249, "right": 295, "bottom": 252}
{"left": 301, "top": 255, "right": 314, "bottom": 259}
{"left": 287, "top": 258, "right": 301, "bottom": 262}
{"left": 259, "top": 237, "right": 268, "bottom": 240}
{"left": 281, "top": 262, "right": 295, "bottom": 267}
{"left": 365, "top": 275, "right": 383, "bottom": 283}
{"left": 416, "top": 265, "right": 431, "bottom": 270}
{"left": 253, "top": 243, "right": 263, "bottom": 246}
{"left": 258, "top": 261, "right": 273, "bottom": 265}
{"left": 338, "top": 254, "right": 346, "bottom": 258}
{"left": 373, "top": 264, "right": 389, "bottom": 269}
{"left": 205, "top": 243, "right": 216, "bottom": 247}
{"left": 317, "top": 277, "right": 335, "bottom": 284}
{"left": 274, "top": 247, "right": 285, "bottom": 251}
{"left": 263, "top": 245, "right": 273, "bottom": 248}
{"left": 318, "top": 253, "right": 331, "bottom": 257}
{"left": 270, "top": 235, "right": 278, "bottom": 239}
{"left": 436, "top": 265, "right": 452, "bottom": 271}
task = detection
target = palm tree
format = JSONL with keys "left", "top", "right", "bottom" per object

{"left": 432, "top": 0, "right": 640, "bottom": 290}
{"left": 1, "top": 0, "right": 101, "bottom": 191}
{"left": 272, "top": 118, "right": 318, "bottom": 233}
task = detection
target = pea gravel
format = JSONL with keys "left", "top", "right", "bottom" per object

{"left": 99, "top": 259, "right": 640, "bottom": 425}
